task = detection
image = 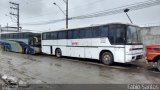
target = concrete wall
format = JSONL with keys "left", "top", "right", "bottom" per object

{"left": 141, "top": 26, "right": 160, "bottom": 46}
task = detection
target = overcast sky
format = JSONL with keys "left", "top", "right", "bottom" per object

{"left": 0, "top": 0, "right": 160, "bottom": 32}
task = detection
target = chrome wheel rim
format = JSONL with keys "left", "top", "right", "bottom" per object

{"left": 103, "top": 54, "right": 111, "bottom": 63}
{"left": 56, "top": 50, "right": 61, "bottom": 57}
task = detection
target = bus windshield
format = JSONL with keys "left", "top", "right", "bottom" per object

{"left": 127, "top": 26, "right": 142, "bottom": 45}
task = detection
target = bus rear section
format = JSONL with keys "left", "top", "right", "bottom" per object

{"left": 0, "top": 32, "right": 41, "bottom": 54}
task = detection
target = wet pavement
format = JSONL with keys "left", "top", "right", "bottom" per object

{"left": 0, "top": 51, "right": 160, "bottom": 84}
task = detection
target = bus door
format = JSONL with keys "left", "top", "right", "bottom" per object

{"left": 108, "top": 25, "right": 125, "bottom": 63}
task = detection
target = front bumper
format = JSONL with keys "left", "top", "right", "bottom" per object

{"left": 125, "top": 54, "right": 144, "bottom": 63}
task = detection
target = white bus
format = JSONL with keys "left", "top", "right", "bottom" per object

{"left": 42, "top": 23, "right": 144, "bottom": 65}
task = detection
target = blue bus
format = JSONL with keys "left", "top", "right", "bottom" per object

{"left": 0, "top": 32, "right": 41, "bottom": 54}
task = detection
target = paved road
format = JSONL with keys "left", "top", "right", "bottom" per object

{"left": 0, "top": 51, "right": 160, "bottom": 84}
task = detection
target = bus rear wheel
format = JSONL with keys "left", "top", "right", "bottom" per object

{"left": 101, "top": 52, "right": 113, "bottom": 65}
{"left": 55, "top": 49, "right": 62, "bottom": 58}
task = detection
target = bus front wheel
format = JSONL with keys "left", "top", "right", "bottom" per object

{"left": 55, "top": 49, "right": 62, "bottom": 58}
{"left": 24, "top": 48, "right": 28, "bottom": 54}
{"left": 101, "top": 52, "right": 113, "bottom": 65}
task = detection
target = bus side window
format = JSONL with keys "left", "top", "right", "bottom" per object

{"left": 4, "top": 34, "right": 5, "bottom": 39}
{"left": 21, "top": 33, "right": 23, "bottom": 39}
{"left": 8, "top": 34, "right": 9, "bottom": 39}
{"left": 10, "top": 34, "right": 13, "bottom": 39}
{"left": 92, "top": 27, "right": 100, "bottom": 38}
{"left": 51, "top": 32, "right": 58, "bottom": 39}
{"left": 24, "top": 33, "right": 28, "bottom": 39}
{"left": 46, "top": 33, "right": 51, "bottom": 40}
{"left": 85, "top": 28, "right": 92, "bottom": 38}
{"left": 115, "top": 25, "right": 125, "bottom": 44}
{"left": 1, "top": 34, "right": 3, "bottom": 39}
{"left": 108, "top": 25, "right": 116, "bottom": 44}
{"left": 19, "top": 33, "right": 21, "bottom": 39}
{"left": 22, "top": 33, "right": 25, "bottom": 39}
{"left": 101, "top": 26, "right": 109, "bottom": 37}
{"left": 17, "top": 34, "right": 19, "bottom": 39}
{"left": 42, "top": 33, "right": 47, "bottom": 40}
{"left": 73, "top": 30, "right": 79, "bottom": 39}
{"left": 79, "top": 29, "right": 85, "bottom": 39}
{"left": 12, "top": 34, "right": 14, "bottom": 39}
{"left": 58, "top": 31, "right": 67, "bottom": 39}
{"left": 68, "top": 30, "right": 73, "bottom": 39}
{"left": 63, "top": 31, "right": 67, "bottom": 39}
{"left": 7, "top": 34, "right": 9, "bottom": 39}
{"left": 15, "top": 34, "right": 17, "bottom": 39}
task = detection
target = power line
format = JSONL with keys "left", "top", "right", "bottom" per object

{"left": 71, "top": 0, "right": 160, "bottom": 20}
{"left": 18, "top": 0, "right": 160, "bottom": 26}
{"left": 68, "top": 0, "right": 106, "bottom": 11}
{"left": 20, "top": 0, "right": 106, "bottom": 20}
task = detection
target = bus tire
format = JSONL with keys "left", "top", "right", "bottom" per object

{"left": 4, "top": 46, "right": 7, "bottom": 51}
{"left": 55, "top": 49, "right": 62, "bottom": 58}
{"left": 6, "top": 48, "right": 10, "bottom": 52}
{"left": 157, "top": 59, "right": 160, "bottom": 71}
{"left": 2, "top": 46, "right": 5, "bottom": 51}
{"left": 24, "top": 48, "right": 28, "bottom": 54}
{"left": 101, "top": 52, "right": 113, "bottom": 65}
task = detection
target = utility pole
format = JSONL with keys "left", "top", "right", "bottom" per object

{"left": 66, "top": 0, "right": 68, "bottom": 29}
{"left": 9, "top": 2, "right": 20, "bottom": 32}
{"left": 124, "top": 8, "right": 133, "bottom": 24}
{"left": 53, "top": 0, "right": 69, "bottom": 29}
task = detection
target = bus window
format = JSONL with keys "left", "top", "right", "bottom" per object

{"left": 92, "top": 27, "right": 100, "bottom": 38}
{"left": 101, "top": 26, "right": 109, "bottom": 37}
{"left": 42, "top": 33, "right": 47, "bottom": 40}
{"left": 10, "top": 34, "right": 13, "bottom": 39}
{"left": 85, "top": 28, "right": 92, "bottom": 38}
{"left": 108, "top": 25, "right": 116, "bottom": 44}
{"left": 7, "top": 34, "right": 10, "bottom": 39}
{"left": 73, "top": 30, "right": 79, "bottom": 39}
{"left": 51, "top": 32, "right": 58, "bottom": 39}
{"left": 58, "top": 31, "right": 67, "bottom": 39}
{"left": 14, "top": 34, "right": 17, "bottom": 39}
{"left": 46, "top": 33, "right": 51, "bottom": 40}
{"left": 79, "top": 29, "right": 85, "bottom": 38}
{"left": 68, "top": 30, "right": 73, "bottom": 39}
{"left": 115, "top": 25, "right": 125, "bottom": 44}
{"left": 24, "top": 33, "right": 28, "bottom": 39}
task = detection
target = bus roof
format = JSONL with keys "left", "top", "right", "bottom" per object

{"left": 0, "top": 32, "right": 40, "bottom": 35}
{"left": 43, "top": 22, "right": 139, "bottom": 33}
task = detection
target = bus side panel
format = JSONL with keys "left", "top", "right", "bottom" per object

{"left": 85, "top": 47, "right": 99, "bottom": 59}
{"left": 10, "top": 41, "right": 21, "bottom": 53}
{"left": 57, "top": 39, "right": 68, "bottom": 56}
{"left": 42, "top": 40, "right": 57, "bottom": 55}
{"left": 3, "top": 40, "right": 22, "bottom": 53}
{"left": 11, "top": 39, "right": 29, "bottom": 44}
{"left": 42, "top": 46, "right": 51, "bottom": 54}
{"left": 67, "top": 39, "right": 86, "bottom": 58}
{"left": 114, "top": 45, "right": 125, "bottom": 63}
{"left": 68, "top": 47, "right": 84, "bottom": 58}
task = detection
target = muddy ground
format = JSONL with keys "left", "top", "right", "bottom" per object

{"left": 0, "top": 51, "right": 160, "bottom": 84}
